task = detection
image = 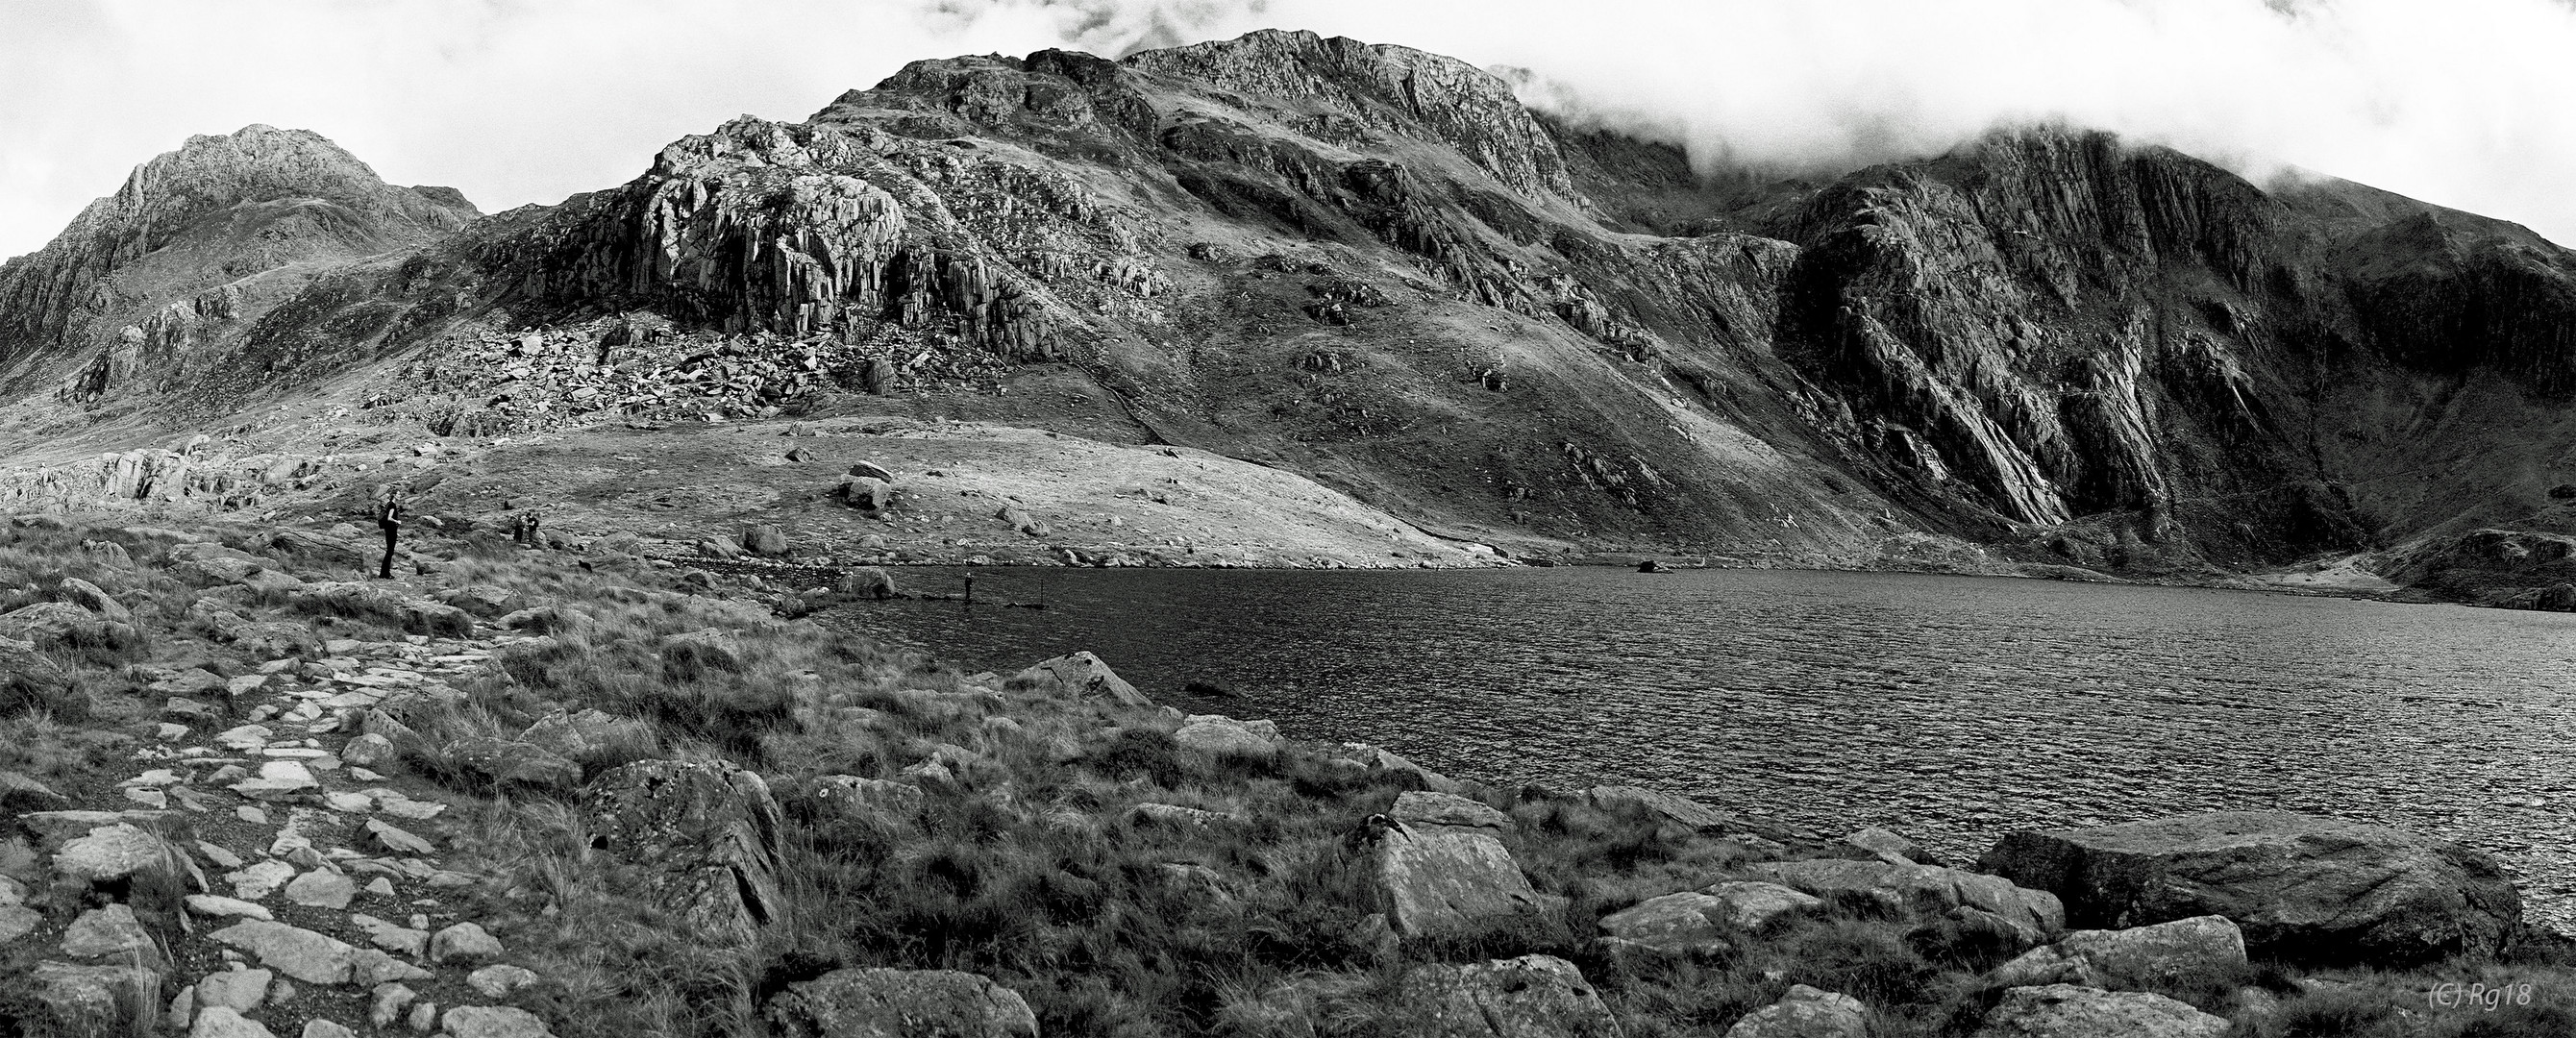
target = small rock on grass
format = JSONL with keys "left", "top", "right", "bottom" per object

{"left": 441, "top": 1005, "right": 556, "bottom": 1038}
{"left": 467, "top": 964, "right": 539, "bottom": 997}
{"left": 371, "top": 984, "right": 418, "bottom": 1026}
{"left": 186, "top": 894, "right": 274, "bottom": 921}
{"left": 430, "top": 922, "right": 504, "bottom": 963}
{"left": 367, "top": 818, "right": 435, "bottom": 854}
{"left": 285, "top": 869, "right": 358, "bottom": 909}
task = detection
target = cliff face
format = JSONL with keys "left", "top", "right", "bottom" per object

{"left": 10, "top": 30, "right": 2576, "bottom": 581}
{"left": 0, "top": 124, "right": 479, "bottom": 400}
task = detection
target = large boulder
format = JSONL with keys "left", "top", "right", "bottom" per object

{"left": 1969, "top": 984, "right": 2229, "bottom": 1038}
{"left": 1980, "top": 812, "right": 2520, "bottom": 964}
{"left": 766, "top": 968, "right": 1036, "bottom": 1038}
{"left": 740, "top": 525, "right": 792, "bottom": 558}
{"left": 1393, "top": 955, "right": 1622, "bottom": 1038}
{"left": 1986, "top": 916, "right": 2247, "bottom": 991}
{"left": 1013, "top": 651, "right": 1151, "bottom": 707}
{"left": 585, "top": 759, "right": 783, "bottom": 946}
{"left": 1371, "top": 822, "right": 1561, "bottom": 941}
{"left": 0, "top": 601, "right": 136, "bottom": 649}
{"left": 1745, "top": 859, "right": 2064, "bottom": 935}
{"left": 1721, "top": 985, "right": 1869, "bottom": 1038}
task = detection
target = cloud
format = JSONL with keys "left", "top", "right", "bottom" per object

{"left": 5, "top": 0, "right": 2575, "bottom": 260}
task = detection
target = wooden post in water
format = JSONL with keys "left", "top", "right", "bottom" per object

{"left": 963, "top": 570, "right": 976, "bottom": 608}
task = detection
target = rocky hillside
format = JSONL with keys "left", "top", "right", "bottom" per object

{"left": 3, "top": 30, "right": 2575, "bottom": 599}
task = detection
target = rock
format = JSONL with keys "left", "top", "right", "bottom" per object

{"left": 0, "top": 636, "right": 74, "bottom": 711}
{"left": 841, "top": 477, "right": 895, "bottom": 510}
{"left": 62, "top": 903, "right": 157, "bottom": 960}
{"left": 1370, "top": 821, "right": 1560, "bottom": 941}
{"left": 586, "top": 759, "right": 783, "bottom": 945}
{"left": 0, "top": 600, "right": 137, "bottom": 648}
{"left": 168, "top": 984, "right": 195, "bottom": 1030}
{"left": 1745, "top": 859, "right": 2065, "bottom": 935}
{"left": 368, "top": 819, "right": 437, "bottom": 854}
{"left": 372, "top": 984, "right": 419, "bottom": 1026}
{"left": 806, "top": 775, "right": 927, "bottom": 818}
{"left": 1, "top": 904, "right": 42, "bottom": 945}
{"left": 340, "top": 733, "right": 397, "bottom": 766}
{"left": 209, "top": 919, "right": 359, "bottom": 984}
{"left": 229, "top": 859, "right": 297, "bottom": 901}
{"left": 1587, "top": 785, "right": 1734, "bottom": 829}
{"left": 442, "top": 736, "right": 580, "bottom": 786}
{"left": 410, "top": 1001, "right": 439, "bottom": 1032}
{"left": 1721, "top": 985, "right": 1870, "bottom": 1038}
{"left": 1393, "top": 954, "right": 1622, "bottom": 1038}
{"left": 740, "top": 524, "right": 792, "bottom": 557}
{"left": 304, "top": 1020, "right": 359, "bottom": 1038}
{"left": 765, "top": 968, "right": 1037, "bottom": 1038}
{"left": 516, "top": 708, "right": 648, "bottom": 760}
{"left": 1598, "top": 892, "right": 1737, "bottom": 957}
{"left": 1969, "top": 984, "right": 2229, "bottom": 1038}
{"left": 695, "top": 536, "right": 743, "bottom": 559}
{"left": 1845, "top": 826, "right": 1933, "bottom": 865}
{"left": 186, "top": 895, "right": 274, "bottom": 921}
{"left": 1012, "top": 651, "right": 1151, "bottom": 707}
{"left": 847, "top": 460, "right": 897, "bottom": 482}
{"left": 1, "top": 768, "right": 71, "bottom": 810}
{"left": 429, "top": 922, "right": 505, "bottom": 964}
{"left": 191, "top": 1006, "right": 281, "bottom": 1038}
{"left": 31, "top": 961, "right": 161, "bottom": 1033}
{"left": 1393, "top": 791, "right": 1513, "bottom": 831}
{"left": 198, "top": 968, "right": 276, "bottom": 1012}
{"left": 58, "top": 577, "right": 133, "bottom": 623}
{"left": 352, "top": 914, "right": 432, "bottom": 956}
{"left": 54, "top": 823, "right": 183, "bottom": 882}
{"left": 1986, "top": 916, "right": 2248, "bottom": 992}
{"left": 441, "top": 1005, "right": 556, "bottom": 1038}
{"left": 1172, "top": 713, "right": 1281, "bottom": 756}
{"left": 1359, "top": 747, "right": 1464, "bottom": 794}
{"left": 466, "top": 964, "right": 540, "bottom": 998}
{"left": 352, "top": 948, "right": 434, "bottom": 986}
{"left": 1127, "top": 803, "right": 1240, "bottom": 828}
{"left": 1980, "top": 811, "right": 2520, "bottom": 964}
{"left": 1943, "top": 904, "right": 2047, "bottom": 952}
{"left": 285, "top": 868, "right": 358, "bottom": 909}
{"left": 832, "top": 567, "right": 896, "bottom": 600}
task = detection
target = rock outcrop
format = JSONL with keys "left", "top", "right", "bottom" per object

{"left": 1392, "top": 954, "right": 1624, "bottom": 1038}
{"left": 583, "top": 759, "right": 785, "bottom": 945}
{"left": 1981, "top": 811, "right": 2520, "bottom": 965}
{"left": 765, "top": 968, "right": 1038, "bottom": 1038}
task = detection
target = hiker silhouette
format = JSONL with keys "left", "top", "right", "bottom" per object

{"left": 376, "top": 491, "right": 404, "bottom": 579}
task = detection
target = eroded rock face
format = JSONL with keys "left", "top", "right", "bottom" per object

{"left": 1393, "top": 954, "right": 1623, "bottom": 1038}
{"left": 766, "top": 968, "right": 1037, "bottom": 1038}
{"left": 585, "top": 759, "right": 784, "bottom": 945}
{"left": 1980, "top": 811, "right": 2520, "bottom": 965}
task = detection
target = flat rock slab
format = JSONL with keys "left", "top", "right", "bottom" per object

{"left": 1969, "top": 984, "right": 2229, "bottom": 1038}
{"left": 54, "top": 823, "right": 178, "bottom": 882}
{"left": 210, "top": 920, "right": 359, "bottom": 985}
{"left": 1373, "top": 826, "right": 1560, "bottom": 941}
{"left": 1394, "top": 955, "right": 1622, "bottom": 1038}
{"left": 766, "top": 968, "right": 1037, "bottom": 1038}
{"left": 1745, "top": 859, "right": 2064, "bottom": 935}
{"left": 1395, "top": 791, "right": 1513, "bottom": 831}
{"left": 1981, "top": 811, "right": 2520, "bottom": 965}
{"left": 1988, "top": 915, "right": 2247, "bottom": 991}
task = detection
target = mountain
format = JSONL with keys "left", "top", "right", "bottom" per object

{"left": 6, "top": 29, "right": 2576, "bottom": 603}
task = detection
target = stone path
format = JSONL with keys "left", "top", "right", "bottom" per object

{"left": 6, "top": 606, "right": 560, "bottom": 1037}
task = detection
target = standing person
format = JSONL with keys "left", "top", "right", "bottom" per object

{"left": 377, "top": 490, "right": 404, "bottom": 580}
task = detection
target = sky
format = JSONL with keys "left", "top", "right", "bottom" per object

{"left": 4, "top": 0, "right": 2575, "bottom": 260}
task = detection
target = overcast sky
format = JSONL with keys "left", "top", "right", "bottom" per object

{"left": 5, "top": 0, "right": 2575, "bottom": 260}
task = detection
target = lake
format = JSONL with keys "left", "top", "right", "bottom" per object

{"left": 825, "top": 565, "right": 2576, "bottom": 931}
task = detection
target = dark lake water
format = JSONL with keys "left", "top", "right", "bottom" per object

{"left": 825, "top": 566, "right": 2576, "bottom": 931}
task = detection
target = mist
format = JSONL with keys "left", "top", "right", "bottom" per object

{"left": 6, "top": 0, "right": 2575, "bottom": 260}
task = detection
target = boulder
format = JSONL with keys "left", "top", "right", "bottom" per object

{"left": 441, "top": 737, "right": 581, "bottom": 786}
{"left": 1013, "top": 651, "right": 1151, "bottom": 707}
{"left": 1172, "top": 714, "right": 1281, "bottom": 756}
{"left": 1371, "top": 823, "right": 1560, "bottom": 941}
{"left": 1845, "top": 826, "right": 1934, "bottom": 865}
{"left": 55, "top": 823, "right": 186, "bottom": 883}
{"left": 1363, "top": 746, "right": 1465, "bottom": 794}
{"left": 0, "top": 601, "right": 137, "bottom": 648}
{"left": 695, "top": 535, "right": 744, "bottom": 559}
{"left": 1, "top": 768, "right": 71, "bottom": 810}
{"left": 1394, "top": 791, "right": 1512, "bottom": 831}
{"left": 1745, "top": 859, "right": 2065, "bottom": 935}
{"left": 741, "top": 525, "right": 792, "bottom": 557}
{"left": 1721, "top": 985, "right": 1869, "bottom": 1038}
{"left": 1986, "top": 916, "right": 2247, "bottom": 992}
{"left": 429, "top": 922, "right": 505, "bottom": 963}
{"left": 846, "top": 461, "right": 897, "bottom": 482}
{"left": 57, "top": 577, "right": 133, "bottom": 624}
{"left": 196, "top": 968, "right": 274, "bottom": 1012}
{"left": 585, "top": 759, "right": 783, "bottom": 946}
{"left": 1587, "top": 785, "right": 1733, "bottom": 829}
{"left": 1392, "top": 955, "right": 1622, "bottom": 1038}
{"left": 1969, "top": 984, "right": 2229, "bottom": 1038}
{"left": 62, "top": 903, "right": 157, "bottom": 960}
{"left": 1980, "top": 811, "right": 2520, "bottom": 964}
{"left": 1598, "top": 892, "right": 1736, "bottom": 957}
{"left": 516, "top": 708, "right": 648, "bottom": 760}
{"left": 208, "top": 920, "right": 359, "bottom": 985}
{"left": 766, "top": 968, "right": 1036, "bottom": 1038}
{"left": 442, "top": 1005, "right": 555, "bottom": 1038}
{"left": 1702, "top": 880, "right": 1827, "bottom": 931}
{"left": 29, "top": 961, "right": 161, "bottom": 1034}
{"left": 840, "top": 477, "right": 895, "bottom": 511}
{"left": 833, "top": 567, "right": 896, "bottom": 600}
{"left": 805, "top": 775, "right": 927, "bottom": 819}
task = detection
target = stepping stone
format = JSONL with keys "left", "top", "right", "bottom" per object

{"left": 62, "top": 903, "right": 154, "bottom": 959}
{"left": 186, "top": 895, "right": 276, "bottom": 921}
{"left": 352, "top": 914, "right": 431, "bottom": 956}
{"left": 367, "top": 819, "right": 435, "bottom": 854}
{"left": 441, "top": 1005, "right": 556, "bottom": 1038}
{"left": 196, "top": 841, "right": 245, "bottom": 869}
{"left": 430, "top": 922, "right": 505, "bottom": 963}
{"left": 198, "top": 968, "right": 275, "bottom": 1012}
{"left": 466, "top": 965, "right": 539, "bottom": 998}
{"left": 324, "top": 791, "right": 374, "bottom": 813}
{"left": 209, "top": 920, "right": 360, "bottom": 985}
{"left": 228, "top": 860, "right": 297, "bottom": 901}
{"left": 351, "top": 948, "right": 433, "bottom": 985}
{"left": 191, "top": 1006, "right": 278, "bottom": 1038}
{"left": 235, "top": 806, "right": 268, "bottom": 825}
{"left": 216, "top": 726, "right": 274, "bottom": 751}
{"left": 286, "top": 869, "right": 358, "bottom": 909}
{"left": 371, "top": 983, "right": 418, "bottom": 1026}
